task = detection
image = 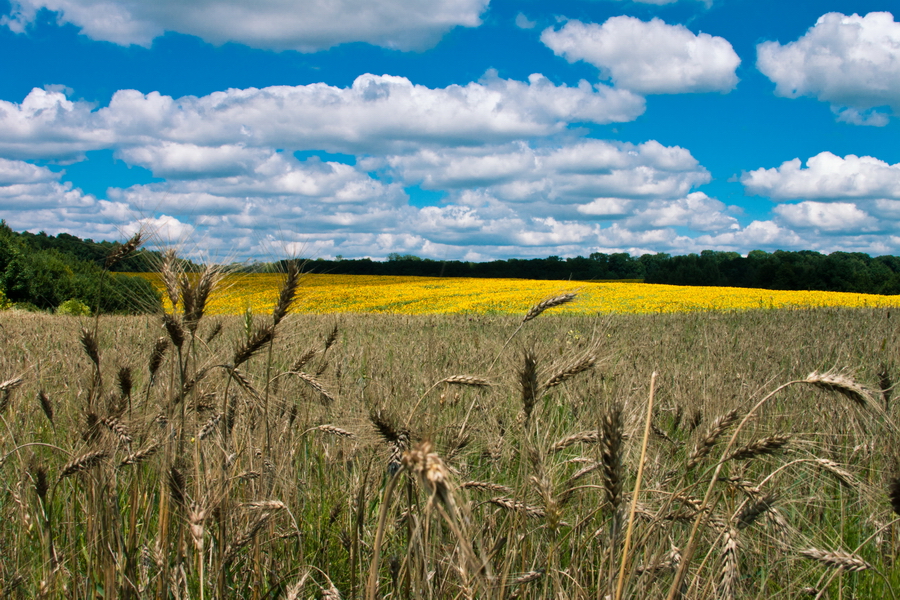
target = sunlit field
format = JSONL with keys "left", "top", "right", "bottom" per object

{"left": 142, "top": 272, "right": 900, "bottom": 315}
{"left": 2, "top": 253, "right": 899, "bottom": 599}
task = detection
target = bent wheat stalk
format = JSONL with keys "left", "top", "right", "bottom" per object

{"left": 614, "top": 371, "right": 656, "bottom": 600}
{"left": 667, "top": 373, "right": 880, "bottom": 600}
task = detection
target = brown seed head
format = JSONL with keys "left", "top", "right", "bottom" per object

{"left": 273, "top": 260, "right": 302, "bottom": 326}
{"left": 600, "top": 402, "right": 623, "bottom": 510}
{"left": 80, "top": 328, "right": 100, "bottom": 368}
{"left": 37, "top": 390, "right": 54, "bottom": 425}
{"left": 60, "top": 450, "right": 108, "bottom": 480}
{"left": 543, "top": 354, "right": 596, "bottom": 389}
{"left": 550, "top": 430, "right": 600, "bottom": 453}
{"left": 440, "top": 375, "right": 492, "bottom": 388}
{"left": 805, "top": 370, "right": 876, "bottom": 410}
{"left": 488, "top": 497, "right": 546, "bottom": 519}
{"left": 148, "top": 337, "right": 169, "bottom": 378}
{"left": 888, "top": 475, "right": 900, "bottom": 517}
{"left": 727, "top": 434, "right": 791, "bottom": 461}
{"left": 687, "top": 409, "right": 739, "bottom": 470}
{"left": 162, "top": 313, "right": 185, "bottom": 349}
{"left": 233, "top": 325, "right": 274, "bottom": 368}
{"left": 523, "top": 293, "right": 576, "bottom": 322}
{"left": 799, "top": 548, "right": 871, "bottom": 572}
{"left": 105, "top": 231, "right": 144, "bottom": 269}
{"left": 519, "top": 349, "right": 539, "bottom": 427}
{"left": 736, "top": 494, "right": 777, "bottom": 529}
{"left": 118, "top": 442, "right": 160, "bottom": 467}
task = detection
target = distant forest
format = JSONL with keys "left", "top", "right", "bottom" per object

{"left": 0, "top": 223, "right": 161, "bottom": 313}
{"left": 9, "top": 226, "right": 900, "bottom": 295}
{"left": 282, "top": 250, "right": 900, "bottom": 295}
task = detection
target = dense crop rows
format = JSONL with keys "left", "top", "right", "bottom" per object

{"left": 141, "top": 272, "right": 900, "bottom": 316}
{"left": 0, "top": 247, "right": 897, "bottom": 599}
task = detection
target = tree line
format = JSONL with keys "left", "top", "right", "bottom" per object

{"left": 4, "top": 224, "right": 899, "bottom": 309}
{"left": 289, "top": 249, "right": 900, "bottom": 295}
{"left": 0, "top": 222, "right": 161, "bottom": 313}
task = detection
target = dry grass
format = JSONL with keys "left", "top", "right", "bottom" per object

{"left": 0, "top": 279, "right": 899, "bottom": 598}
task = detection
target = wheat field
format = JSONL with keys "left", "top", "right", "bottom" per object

{"left": 0, "top": 261, "right": 899, "bottom": 599}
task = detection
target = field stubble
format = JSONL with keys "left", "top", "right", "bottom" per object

{"left": 0, "top": 282, "right": 899, "bottom": 598}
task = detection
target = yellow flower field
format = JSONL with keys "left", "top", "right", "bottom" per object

{"left": 138, "top": 273, "right": 900, "bottom": 316}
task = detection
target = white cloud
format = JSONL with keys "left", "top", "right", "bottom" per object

{"left": 515, "top": 13, "right": 536, "bottom": 30}
{"left": 623, "top": 192, "right": 739, "bottom": 231}
{"left": 757, "top": 12, "right": 900, "bottom": 125}
{"left": 693, "top": 220, "right": 805, "bottom": 250}
{"left": 0, "top": 158, "right": 142, "bottom": 240}
{"left": 124, "top": 215, "right": 196, "bottom": 244}
{"left": 0, "top": 157, "right": 60, "bottom": 184}
{"left": 376, "top": 139, "right": 710, "bottom": 207}
{"left": 541, "top": 17, "right": 740, "bottom": 94}
{"left": 0, "top": 88, "right": 112, "bottom": 160}
{"left": 1, "top": 0, "right": 489, "bottom": 51}
{"left": 116, "top": 142, "right": 271, "bottom": 179}
{"left": 0, "top": 75, "right": 645, "bottom": 159}
{"left": 742, "top": 152, "right": 900, "bottom": 200}
{"left": 773, "top": 201, "right": 879, "bottom": 233}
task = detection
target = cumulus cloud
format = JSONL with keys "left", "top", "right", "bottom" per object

{"left": 773, "top": 201, "right": 879, "bottom": 233}
{"left": 693, "top": 220, "right": 805, "bottom": 250}
{"left": 622, "top": 192, "right": 739, "bottom": 231}
{"left": 0, "top": 75, "right": 645, "bottom": 159}
{"left": 17, "top": 134, "right": 727, "bottom": 259}
{"left": 541, "top": 17, "right": 740, "bottom": 94}
{"left": 0, "top": 157, "right": 61, "bottom": 184}
{"left": 375, "top": 139, "right": 710, "bottom": 207}
{"left": 1, "top": 0, "right": 489, "bottom": 51}
{"left": 515, "top": 13, "right": 536, "bottom": 30}
{"left": 116, "top": 143, "right": 271, "bottom": 179}
{"left": 0, "top": 157, "right": 141, "bottom": 240}
{"left": 742, "top": 152, "right": 900, "bottom": 200}
{"left": 757, "top": 12, "right": 900, "bottom": 125}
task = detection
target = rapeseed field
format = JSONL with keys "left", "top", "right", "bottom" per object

{"left": 140, "top": 272, "right": 900, "bottom": 315}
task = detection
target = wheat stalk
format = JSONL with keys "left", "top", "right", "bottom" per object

{"left": 232, "top": 325, "right": 274, "bottom": 368}
{"left": 148, "top": 337, "right": 169, "bottom": 379}
{"left": 314, "top": 425, "right": 355, "bottom": 438}
{"left": 162, "top": 313, "right": 185, "bottom": 349}
{"left": 440, "top": 375, "right": 492, "bottom": 387}
{"left": 543, "top": 354, "right": 596, "bottom": 389}
{"left": 718, "top": 528, "right": 739, "bottom": 600}
{"left": 727, "top": 434, "right": 791, "bottom": 461}
{"left": 736, "top": 494, "right": 777, "bottom": 529}
{"left": 519, "top": 349, "right": 539, "bottom": 427}
{"left": 101, "top": 416, "right": 133, "bottom": 446}
{"left": 105, "top": 231, "right": 144, "bottom": 269}
{"left": 601, "top": 402, "right": 623, "bottom": 510}
{"left": 799, "top": 548, "right": 871, "bottom": 572}
{"left": 461, "top": 481, "right": 514, "bottom": 495}
{"left": 804, "top": 370, "right": 876, "bottom": 410}
{"left": 37, "top": 390, "right": 53, "bottom": 426}
{"left": 550, "top": 430, "right": 600, "bottom": 453}
{"left": 290, "top": 370, "right": 335, "bottom": 404}
{"left": 272, "top": 259, "right": 302, "bottom": 326}
{"left": 523, "top": 293, "right": 577, "bottom": 323}
{"left": 687, "top": 408, "right": 739, "bottom": 470}
{"left": 118, "top": 442, "right": 160, "bottom": 467}
{"left": 59, "top": 450, "right": 107, "bottom": 480}
{"left": 488, "top": 497, "right": 546, "bottom": 518}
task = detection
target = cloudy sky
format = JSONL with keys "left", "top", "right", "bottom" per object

{"left": 2, "top": 0, "right": 900, "bottom": 261}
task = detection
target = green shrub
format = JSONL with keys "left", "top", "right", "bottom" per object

{"left": 56, "top": 298, "right": 91, "bottom": 316}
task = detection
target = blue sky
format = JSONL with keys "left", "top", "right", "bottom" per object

{"left": 2, "top": 0, "right": 900, "bottom": 261}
